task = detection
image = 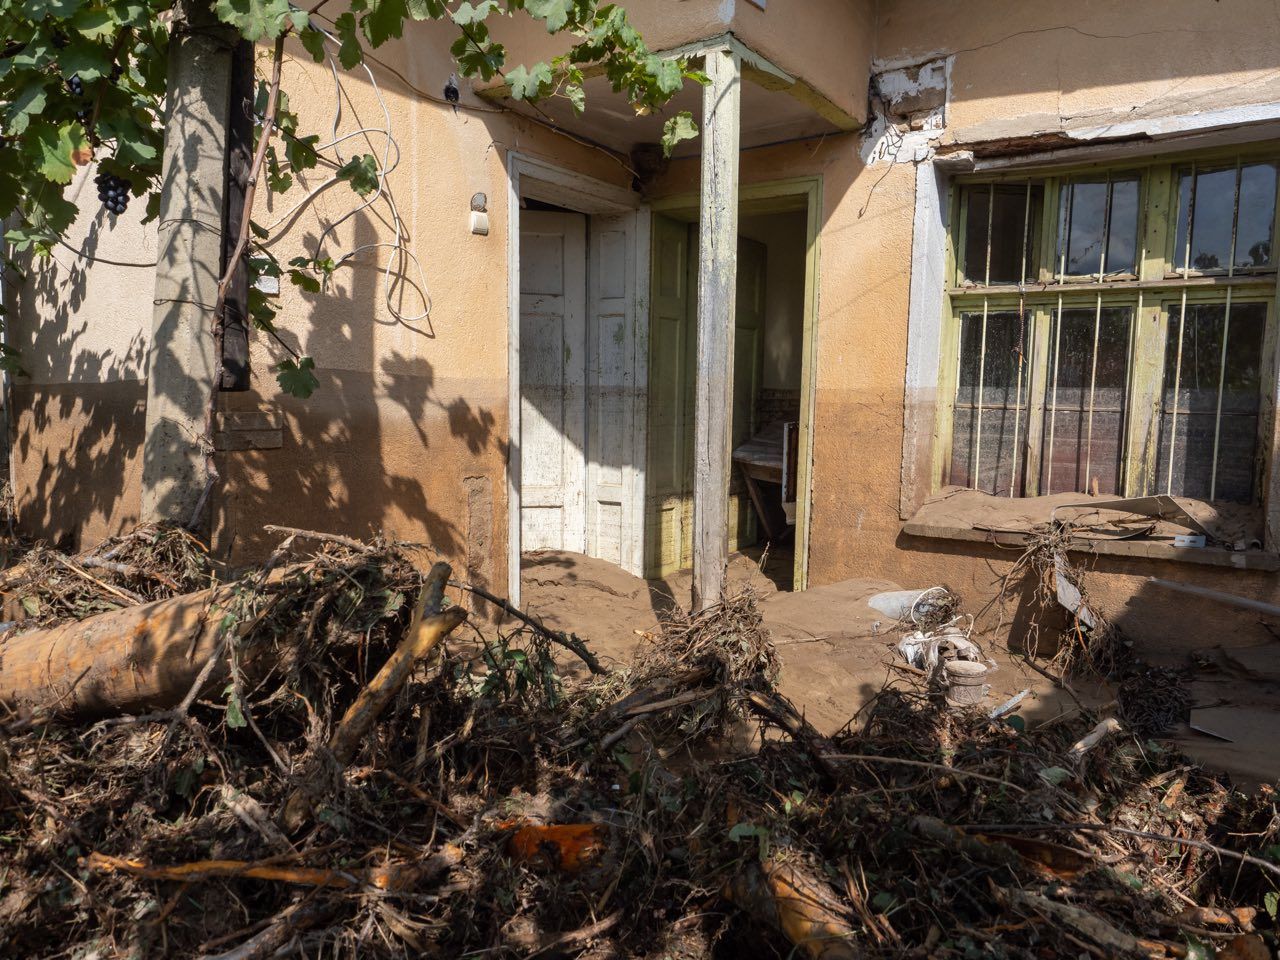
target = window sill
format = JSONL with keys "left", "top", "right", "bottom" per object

{"left": 902, "top": 518, "right": 1280, "bottom": 571}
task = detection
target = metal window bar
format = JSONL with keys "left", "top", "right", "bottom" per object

{"left": 1046, "top": 177, "right": 1073, "bottom": 493}
{"left": 972, "top": 185, "right": 995, "bottom": 490}
{"left": 1208, "top": 158, "right": 1243, "bottom": 502}
{"left": 1009, "top": 180, "right": 1032, "bottom": 496}
{"left": 1166, "top": 162, "right": 1197, "bottom": 496}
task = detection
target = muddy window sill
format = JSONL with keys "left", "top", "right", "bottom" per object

{"left": 902, "top": 518, "right": 1280, "bottom": 571}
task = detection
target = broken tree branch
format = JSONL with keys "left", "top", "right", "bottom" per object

{"left": 450, "top": 579, "right": 605, "bottom": 674}
{"left": 280, "top": 564, "right": 464, "bottom": 832}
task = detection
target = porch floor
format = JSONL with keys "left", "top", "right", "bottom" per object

{"left": 517, "top": 550, "right": 1083, "bottom": 737}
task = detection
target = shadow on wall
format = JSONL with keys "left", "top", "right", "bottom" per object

{"left": 215, "top": 205, "right": 508, "bottom": 602}
{"left": 11, "top": 210, "right": 150, "bottom": 551}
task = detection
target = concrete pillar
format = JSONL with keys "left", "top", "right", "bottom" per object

{"left": 141, "top": 0, "right": 236, "bottom": 526}
{"left": 691, "top": 48, "right": 741, "bottom": 612}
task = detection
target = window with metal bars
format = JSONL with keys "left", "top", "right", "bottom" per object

{"left": 941, "top": 151, "right": 1280, "bottom": 507}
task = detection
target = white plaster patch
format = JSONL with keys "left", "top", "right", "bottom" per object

{"left": 716, "top": 0, "right": 735, "bottom": 23}
{"left": 862, "top": 56, "right": 951, "bottom": 166}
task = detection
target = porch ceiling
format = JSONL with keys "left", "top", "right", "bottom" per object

{"left": 483, "top": 40, "right": 857, "bottom": 159}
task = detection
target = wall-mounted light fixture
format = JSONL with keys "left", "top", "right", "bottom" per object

{"left": 470, "top": 192, "right": 489, "bottom": 236}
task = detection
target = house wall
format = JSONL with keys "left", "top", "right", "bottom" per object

{"left": 646, "top": 0, "right": 1280, "bottom": 655}
{"left": 8, "top": 165, "right": 153, "bottom": 550}
{"left": 10, "top": 0, "right": 1280, "bottom": 653}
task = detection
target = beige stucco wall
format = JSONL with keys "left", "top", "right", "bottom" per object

{"left": 8, "top": 164, "right": 153, "bottom": 550}
{"left": 9, "top": 0, "right": 1280, "bottom": 653}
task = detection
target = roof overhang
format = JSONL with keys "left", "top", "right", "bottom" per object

{"left": 481, "top": 34, "right": 860, "bottom": 159}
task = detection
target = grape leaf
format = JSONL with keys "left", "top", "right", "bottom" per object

{"left": 362, "top": 0, "right": 408, "bottom": 47}
{"left": 333, "top": 12, "right": 364, "bottom": 70}
{"left": 214, "top": 0, "right": 292, "bottom": 42}
{"left": 506, "top": 61, "right": 551, "bottom": 100}
{"left": 299, "top": 25, "right": 327, "bottom": 62}
{"left": 276, "top": 356, "right": 319, "bottom": 398}
{"left": 6, "top": 81, "right": 48, "bottom": 136}
{"left": 406, "top": 0, "right": 445, "bottom": 19}
{"left": 525, "top": 0, "right": 572, "bottom": 32}
{"left": 660, "top": 111, "right": 697, "bottom": 156}
{"left": 335, "top": 153, "right": 379, "bottom": 196}
{"left": 72, "top": 7, "right": 117, "bottom": 40}
{"left": 27, "top": 121, "right": 90, "bottom": 184}
{"left": 452, "top": 0, "right": 497, "bottom": 25}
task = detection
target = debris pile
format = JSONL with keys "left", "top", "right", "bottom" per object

{"left": 0, "top": 523, "right": 214, "bottom": 626}
{"left": 0, "top": 531, "right": 1276, "bottom": 958}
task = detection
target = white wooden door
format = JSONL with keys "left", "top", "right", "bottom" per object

{"left": 586, "top": 213, "right": 641, "bottom": 571}
{"left": 520, "top": 210, "right": 588, "bottom": 552}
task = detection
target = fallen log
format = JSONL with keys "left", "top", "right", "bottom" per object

{"left": 0, "top": 579, "right": 271, "bottom": 718}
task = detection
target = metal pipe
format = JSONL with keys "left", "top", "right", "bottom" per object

{"left": 1009, "top": 179, "right": 1033, "bottom": 496}
{"left": 1084, "top": 174, "right": 1113, "bottom": 492}
{"left": 973, "top": 185, "right": 995, "bottom": 490}
{"left": 1209, "top": 160, "right": 1243, "bottom": 502}
{"left": 1166, "top": 163, "right": 1197, "bottom": 495}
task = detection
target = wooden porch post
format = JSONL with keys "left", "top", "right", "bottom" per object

{"left": 691, "top": 48, "right": 741, "bottom": 612}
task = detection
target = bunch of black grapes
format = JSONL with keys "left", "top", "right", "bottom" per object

{"left": 66, "top": 74, "right": 90, "bottom": 124}
{"left": 95, "top": 169, "right": 131, "bottom": 216}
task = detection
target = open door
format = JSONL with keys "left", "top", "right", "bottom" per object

{"left": 644, "top": 214, "right": 696, "bottom": 577}
{"left": 519, "top": 210, "right": 588, "bottom": 552}
{"left": 645, "top": 218, "right": 768, "bottom": 576}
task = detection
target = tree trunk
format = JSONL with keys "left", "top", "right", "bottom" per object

{"left": 0, "top": 584, "right": 235, "bottom": 716}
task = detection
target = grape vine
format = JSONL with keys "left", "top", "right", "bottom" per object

{"left": 0, "top": 0, "right": 703, "bottom": 391}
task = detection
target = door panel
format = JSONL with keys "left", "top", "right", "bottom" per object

{"left": 520, "top": 210, "right": 587, "bottom": 553}
{"left": 586, "top": 215, "right": 638, "bottom": 570}
{"left": 645, "top": 215, "right": 696, "bottom": 577}
{"left": 645, "top": 221, "right": 767, "bottom": 574}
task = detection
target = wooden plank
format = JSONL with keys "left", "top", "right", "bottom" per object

{"left": 691, "top": 48, "right": 741, "bottom": 611}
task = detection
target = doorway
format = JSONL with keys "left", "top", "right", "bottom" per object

{"left": 508, "top": 155, "right": 648, "bottom": 603}
{"left": 644, "top": 195, "right": 814, "bottom": 591}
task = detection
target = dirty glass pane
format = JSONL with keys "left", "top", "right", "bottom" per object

{"left": 962, "top": 183, "right": 1041, "bottom": 284}
{"left": 1105, "top": 178, "right": 1139, "bottom": 274}
{"left": 1236, "top": 163, "right": 1277, "bottom": 268}
{"left": 1173, "top": 163, "right": 1277, "bottom": 272}
{"left": 1057, "top": 178, "right": 1140, "bottom": 277}
{"left": 1039, "top": 306, "right": 1132, "bottom": 495}
{"left": 950, "top": 310, "right": 1031, "bottom": 495}
{"left": 1156, "top": 301, "right": 1266, "bottom": 502}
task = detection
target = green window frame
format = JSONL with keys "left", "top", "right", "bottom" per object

{"left": 936, "top": 147, "right": 1280, "bottom": 513}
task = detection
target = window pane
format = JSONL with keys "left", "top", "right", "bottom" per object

{"left": 1058, "top": 178, "right": 1139, "bottom": 277}
{"left": 1061, "top": 181, "right": 1108, "bottom": 276}
{"left": 1156, "top": 301, "right": 1266, "bottom": 502}
{"left": 1189, "top": 167, "right": 1236, "bottom": 271}
{"left": 1173, "top": 163, "right": 1277, "bottom": 272}
{"left": 962, "top": 183, "right": 1041, "bottom": 284}
{"left": 950, "top": 310, "right": 1031, "bottom": 496}
{"left": 1236, "top": 163, "right": 1277, "bottom": 268}
{"left": 1040, "top": 306, "right": 1132, "bottom": 495}
{"left": 1106, "top": 179, "right": 1139, "bottom": 274}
